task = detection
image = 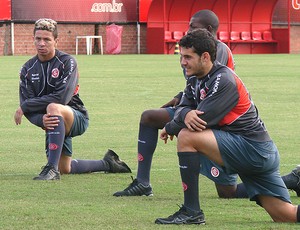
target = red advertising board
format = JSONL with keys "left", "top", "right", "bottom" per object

{"left": 0, "top": 0, "right": 11, "bottom": 20}
{"left": 11, "top": 0, "right": 138, "bottom": 22}
{"left": 273, "top": 0, "right": 300, "bottom": 23}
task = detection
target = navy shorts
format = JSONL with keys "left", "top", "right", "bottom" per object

{"left": 166, "top": 106, "right": 238, "bottom": 186}
{"left": 165, "top": 106, "right": 176, "bottom": 119}
{"left": 46, "top": 108, "right": 89, "bottom": 157}
{"left": 213, "top": 129, "right": 290, "bottom": 204}
{"left": 199, "top": 155, "right": 238, "bottom": 185}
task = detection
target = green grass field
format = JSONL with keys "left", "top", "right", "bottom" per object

{"left": 0, "top": 54, "right": 300, "bottom": 229}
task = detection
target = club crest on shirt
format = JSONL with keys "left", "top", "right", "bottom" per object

{"left": 51, "top": 68, "right": 59, "bottom": 78}
{"left": 200, "top": 88, "right": 207, "bottom": 100}
{"left": 211, "top": 166, "right": 220, "bottom": 177}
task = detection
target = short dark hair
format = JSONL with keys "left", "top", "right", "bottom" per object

{"left": 179, "top": 28, "right": 217, "bottom": 62}
{"left": 191, "top": 10, "right": 219, "bottom": 34}
{"left": 33, "top": 18, "right": 58, "bottom": 39}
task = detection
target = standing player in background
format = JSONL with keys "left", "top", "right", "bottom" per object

{"left": 113, "top": 10, "right": 300, "bottom": 198}
{"left": 14, "top": 18, "right": 131, "bottom": 180}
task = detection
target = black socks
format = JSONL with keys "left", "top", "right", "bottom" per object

{"left": 70, "top": 159, "right": 110, "bottom": 174}
{"left": 178, "top": 151, "right": 201, "bottom": 212}
{"left": 136, "top": 124, "right": 158, "bottom": 185}
{"left": 235, "top": 183, "right": 249, "bottom": 198}
{"left": 47, "top": 116, "right": 65, "bottom": 170}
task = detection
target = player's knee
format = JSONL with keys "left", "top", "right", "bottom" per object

{"left": 215, "top": 185, "right": 237, "bottom": 198}
{"left": 59, "top": 164, "right": 71, "bottom": 174}
{"left": 46, "top": 103, "right": 62, "bottom": 115}
{"left": 58, "top": 156, "right": 72, "bottom": 174}
{"left": 217, "top": 189, "right": 236, "bottom": 198}
{"left": 140, "top": 109, "right": 170, "bottom": 129}
{"left": 140, "top": 110, "right": 155, "bottom": 125}
{"left": 177, "top": 129, "right": 192, "bottom": 146}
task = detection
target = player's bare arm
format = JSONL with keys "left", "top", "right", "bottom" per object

{"left": 184, "top": 110, "right": 207, "bottom": 132}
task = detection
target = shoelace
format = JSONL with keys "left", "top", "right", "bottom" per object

{"left": 39, "top": 165, "right": 52, "bottom": 175}
{"left": 168, "top": 205, "right": 186, "bottom": 217}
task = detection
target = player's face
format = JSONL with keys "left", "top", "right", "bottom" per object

{"left": 34, "top": 30, "right": 57, "bottom": 62}
{"left": 188, "top": 17, "right": 214, "bottom": 36}
{"left": 180, "top": 47, "right": 210, "bottom": 78}
{"left": 188, "top": 17, "right": 205, "bottom": 32}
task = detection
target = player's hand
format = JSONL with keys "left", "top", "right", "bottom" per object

{"left": 14, "top": 107, "right": 24, "bottom": 125}
{"left": 43, "top": 113, "right": 60, "bottom": 130}
{"left": 160, "top": 127, "right": 174, "bottom": 144}
{"left": 184, "top": 110, "right": 207, "bottom": 132}
{"left": 160, "top": 97, "right": 180, "bottom": 108}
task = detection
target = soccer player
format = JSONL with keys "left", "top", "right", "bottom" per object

{"left": 113, "top": 10, "right": 300, "bottom": 198}
{"left": 155, "top": 28, "right": 300, "bottom": 225}
{"left": 14, "top": 18, "right": 131, "bottom": 180}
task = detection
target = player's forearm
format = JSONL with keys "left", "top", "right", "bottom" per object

{"left": 24, "top": 113, "right": 44, "bottom": 128}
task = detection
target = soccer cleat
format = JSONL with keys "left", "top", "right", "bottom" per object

{"left": 291, "top": 165, "right": 300, "bottom": 197}
{"left": 155, "top": 205, "right": 205, "bottom": 225}
{"left": 103, "top": 149, "right": 132, "bottom": 173}
{"left": 33, "top": 164, "right": 60, "bottom": 180}
{"left": 113, "top": 177, "right": 153, "bottom": 197}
